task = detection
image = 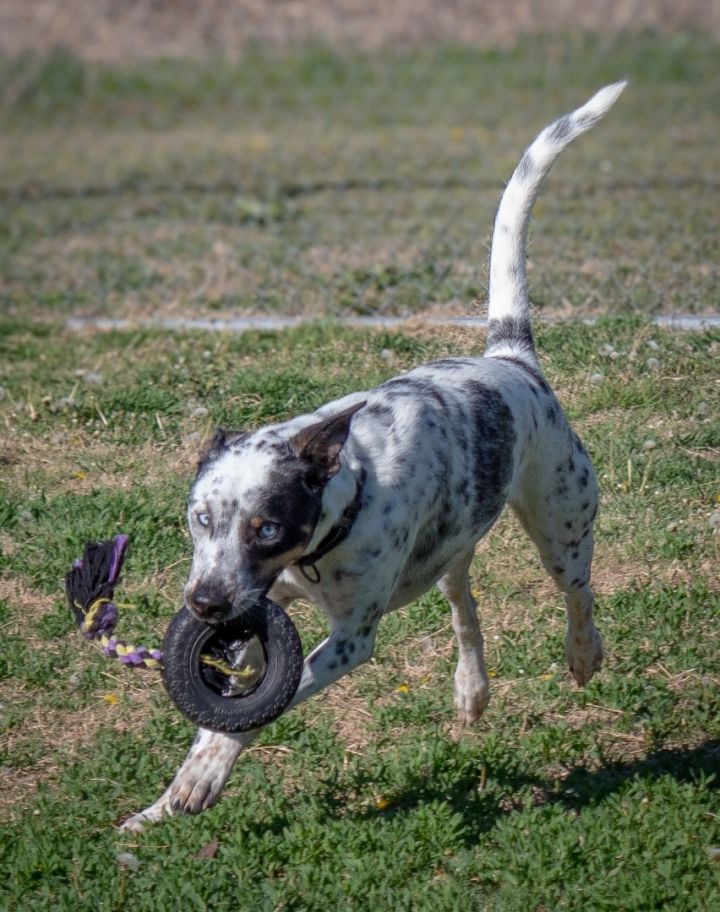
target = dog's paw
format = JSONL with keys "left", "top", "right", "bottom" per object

{"left": 119, "top": 811, "right": 154, "bottom": 833}
{"left": 161, "top": 731, "right": 242, "bottom": 815}
{"left": 119, "top": 795, "right": 172, "bottom": 832}
{"left": 566, "top": 627, "right": 603, "bottom": 686}
{"left": 168, "top": 761, "right": 232, "bottom": 815}
{"left": 454, "top": 663, "right": 490, "bottom": 726}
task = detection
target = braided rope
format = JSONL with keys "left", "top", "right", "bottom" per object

{"left": 77, "top": 596, "right": 257, "bottom": 676}
{"left": 77, "top": 595, "right": 164, "bottom": 669}
{"left": 67, "top": 536, "right": 258, "bottom": 680}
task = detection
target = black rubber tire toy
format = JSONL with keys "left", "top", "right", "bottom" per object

{"left": 162, "top": 598, "right": 304, "bottom": 733}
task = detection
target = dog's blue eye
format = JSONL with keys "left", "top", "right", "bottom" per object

{"left": 197, "top": 512, "right": 210, "bottom": 528}
{"left": 258, "top": 522, "right": 279, "bottom": 541}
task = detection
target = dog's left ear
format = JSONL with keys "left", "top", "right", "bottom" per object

{"left": 289, "top": 401, "right": 366, "bottom": 481}
{"left": 196, "top": 428, "right": 248, "bottom": 476}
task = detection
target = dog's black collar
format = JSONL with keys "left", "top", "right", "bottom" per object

{"left": 296, "top": 470, "right": 366, "bottom": 584}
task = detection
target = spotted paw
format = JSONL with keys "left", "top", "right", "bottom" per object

{"left": 566, "top": 627, "right": 603, "bottom": 686}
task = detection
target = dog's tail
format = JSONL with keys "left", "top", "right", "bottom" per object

{"left": 485, "top": 82, "right": 626, "bottom": 365}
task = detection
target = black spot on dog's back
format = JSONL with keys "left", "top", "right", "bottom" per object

{"left": 426, "top": 358, "right": 478, "bottom": 372}
{"left": 492, "top": 355, "right": 551, "bottom": 394}
{"left": 464, "top": 381, "right": 516, "bottom": 530}
{"left": 382, "top": 375, "right": 449, "bottom": 411}
{"left": 364, "top": 403, "right": 394, "bottom": 427}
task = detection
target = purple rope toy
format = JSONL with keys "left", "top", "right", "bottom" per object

{"left": 67, "top": 534, "right": 304, "bottom": 733}
{"left": 66, "top": 534, "right": 163, "bottom": 668}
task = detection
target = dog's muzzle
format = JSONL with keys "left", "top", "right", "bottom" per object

{"left": 186, "top": 578, "right": 271, "bottom": 626}
{"left": 186, "top": 581, "right": 234, "bottom": 622}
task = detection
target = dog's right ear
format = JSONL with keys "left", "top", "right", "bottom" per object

{"left": 196, "top": 428, "right": 247, "bottom": 475}
{"left": 288, "top": 401, "right": 366, "bottom": 482}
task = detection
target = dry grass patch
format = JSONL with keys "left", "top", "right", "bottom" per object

{"left": 317, "top": 679, "right": 376, "bottom": 757}
{"left": 0, "top": 431, "right": 201, "bottom": 497}
{"left": 0, "top": 577, "right": 56, "bottom": 624}
{"left": 4, "top": 0, "right": 720, "bottom": 61}
{"left": 0, "top": 679, "right": 160, "bottom": 823}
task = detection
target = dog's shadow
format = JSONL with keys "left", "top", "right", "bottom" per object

{"left": 328, "top": 739, "right": 720, "bottom": 844}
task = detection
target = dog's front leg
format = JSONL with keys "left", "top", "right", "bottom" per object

{"left": 119, "top": 727, "right": 254, "bottom": 831}
{"left": 120, "top": 623, "right": 379, "bottom": 831}
{"left": 288, "top": 622, "right": 378, "bottom": 709}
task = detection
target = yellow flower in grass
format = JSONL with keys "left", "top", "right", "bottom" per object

{"left": 395, "top": 683, "right": 410, "bottom": 693}
{"left": 102, "top": 692, "right": 120, "bottom": 705}
{"left": 376, "top": 797, "right": 390, "bottom": 811}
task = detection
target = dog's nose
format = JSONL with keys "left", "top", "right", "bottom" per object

{"left": 188, "top": 582, "right": 233, "bottom": 619}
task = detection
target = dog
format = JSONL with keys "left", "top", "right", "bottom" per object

{"left": 121, "top": 82, "right": 626, "bottom": 830}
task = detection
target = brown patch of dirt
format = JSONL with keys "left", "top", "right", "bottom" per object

{"left": 548, "top": 701, "right": 626, "bottom": 730}
{"left": 642, "top": 662, "right": 720, "bottom": 691}
{"left": 0, "top": 577, "right": 56, "bottom": 621}
{"left": 400, "top": 315, "right": 487, "bottom": 350}
{"left": 302, "top": 242, "right": 426, "bottom": 282}
{"left": 0, "top": 432, "right": 200, "bottom": 496}
{"left": 319, "top": 678, "right": 376, "bottom": 756}
{"left": 2, "top": 2, "right": 718, "bottom": 62}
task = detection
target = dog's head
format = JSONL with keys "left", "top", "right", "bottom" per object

{"left": 184, "top": 401, "right": 364, "bottom": 623}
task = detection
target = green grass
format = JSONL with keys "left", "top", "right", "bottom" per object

{"left": 1, "top": 34, "right": 719, "bottom": 323}
{"left": 1, "top": 316, "right": 718, "bottom": 912}
{"left": 2, "top": 34, "right": 718, "bottom": 125}
{"left": 1, "top": 34, "right": 719, "bottom": 912}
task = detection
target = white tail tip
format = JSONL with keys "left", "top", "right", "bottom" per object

{"left": 580, "top": 81, "right": 628, "bottom": 121}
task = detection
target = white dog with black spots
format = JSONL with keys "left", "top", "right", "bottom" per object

{"left": 122, "top": 82, "right": 626, "bottom": 830}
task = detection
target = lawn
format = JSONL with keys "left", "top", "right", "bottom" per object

{"left": 0, "top": 33, "right": 719, "bottom": 912}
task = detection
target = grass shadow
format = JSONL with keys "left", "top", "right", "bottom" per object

{"left": 553, "top": 738, "right": 720, "bottom": 808}
{"left": 332, "top": 738, "right": 719, "bottom": 847}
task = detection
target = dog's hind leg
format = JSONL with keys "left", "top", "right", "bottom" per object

{"left": 510, "top": 434, "right": 603, "bottom": 687}
{"left": 438, "top": 549, "right": 490, "bottom": 725}
{"left": 562, "top": 579, "right": 602, "bottom": 687}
